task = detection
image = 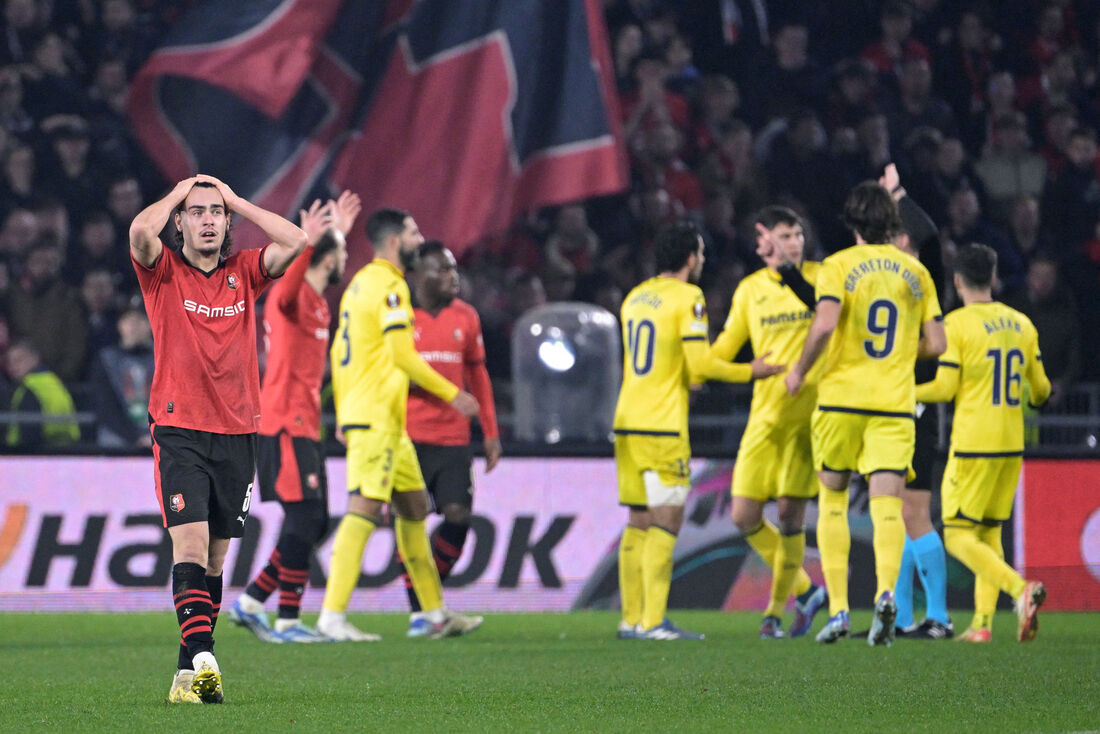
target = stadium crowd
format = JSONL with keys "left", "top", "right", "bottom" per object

{"left": 0, "top": 0, "right": 1097, "bottom": 450}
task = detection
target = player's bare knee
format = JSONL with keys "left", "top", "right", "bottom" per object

{"left": 775, "top": 498, "right": 806, "bottom": 533}
{"left": 730, "top": 501, "right": 762, "bottom": 533}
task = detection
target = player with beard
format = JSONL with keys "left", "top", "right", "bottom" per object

{"left": 319, "top": 208, "right": 483, "bottom": 641}
{"left": 614, "top": 220, "right": 784, "bottom": 640}
{"left": 130, "top": 175, "right": 307, "bottom": 703}
{"left": 229, "top": 191, "right": 361, "bottom": 643}
{"left": 399, "top": 240, "right": 501, "bottom": 636}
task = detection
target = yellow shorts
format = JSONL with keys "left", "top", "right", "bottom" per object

{"left": 940, "top": 453, "right": 1023, "bottom": 524}
{"left": 732, "top": 421, "right": 816, "bottom": 501}
{"left": 614, "top": 433, "right": 690, "bottom": 507}
{"left": 345, "top": 429, "right": 425, "bottom": 501}
{"left": 811, "top": 407, "right": 915, "bottom": 479}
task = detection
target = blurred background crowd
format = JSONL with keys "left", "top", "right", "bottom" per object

{"left": 1, "top": 0, "right": 1098, "bottom": 451}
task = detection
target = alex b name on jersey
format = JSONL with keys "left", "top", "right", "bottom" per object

{"left": 984, "top": 316, "right": 1023, "bottom": 334}
{"left": 843, "top": 257, "right": 924, "bottom": 299}
{"left": 183, "top": 299, "right": 246, "bottom": 318}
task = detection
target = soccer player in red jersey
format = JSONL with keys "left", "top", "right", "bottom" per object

{"left": 400, "top": 241, "right": 502, "bottom": 636}
{"left": 229, "top": 191, "right": 361, "bottom": 643}
{"left": 129, "top": 175, "right": 307, "bottom": 703}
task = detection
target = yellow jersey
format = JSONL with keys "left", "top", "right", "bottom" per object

{"left": 330, "top": 258, "right": 457, "bottom": 432}
{"left": 614, "top": 276, "right": 751, "bottom": 437}
{"left": 916, "top": 301, "right": 1050, "bottom": 455}
{"left": 711, "top": 262, "right": 822, "bottom": 427}
{"left": 815, "top": 244, "right": 941, "bottom": 415}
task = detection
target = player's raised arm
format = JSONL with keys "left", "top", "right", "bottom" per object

{"left": 128, "top": 176, "right": 200, "bottom": 267}
{"left": 195, "top": 174, "right": 307, "bottom": 277}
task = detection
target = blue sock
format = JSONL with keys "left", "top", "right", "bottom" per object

{"left": 912, "top": 530, "right": 949, "bottom": 625}
{"left": 894, "top": 537, "right": 916, "bottom": 629}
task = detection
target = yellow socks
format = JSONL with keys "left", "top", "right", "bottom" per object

{"left": 817, "top": 487, "right": 850, "bottom": 615}
{"left": 640, "top": 525, "right": 677, "bottom": 630}
{"left": 619, "top": 525, "right": 646, "bottom": 627}
{"left": 745, "top": 521, "right": 812, "bottom": 617}
{"left": 971, "top": 524, "right": 1004, "bottom": 626}
{"left": 945, "top": 523, "right": 1026, "bottom": 600}
{"left": 321, "top": 512, "right": 375, "bottom": 613}
{"left": 771, "top": 530, "right": 808, "bottom": 617}
{"left": 396, "top": 516, "right": 444, "bottom": 613}
{"left": 869, "top": 495, "right": 905, "bottom": 601}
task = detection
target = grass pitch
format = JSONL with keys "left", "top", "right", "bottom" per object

{"left": 2, "top": 610, "right": 1098, "bottom": 733}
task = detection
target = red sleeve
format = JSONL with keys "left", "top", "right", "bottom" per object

{"left": 275, "top": 245, "right": 313, "bottom": 315}
{"left": 462, "top": 307, "right": 498, "bottom": 439}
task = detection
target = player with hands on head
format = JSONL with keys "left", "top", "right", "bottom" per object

{"left": 129, "top": 173, "right": 307, "bottom": 703}
{"left": 229, "top": 190, "right": 361, "bottom": 643}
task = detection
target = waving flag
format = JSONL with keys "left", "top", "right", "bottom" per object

{"left": 127, "top": 0, "right": 628, "bottom": 262}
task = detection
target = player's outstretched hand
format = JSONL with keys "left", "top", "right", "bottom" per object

{"left": 483, "top": 437, "right": 503, "bottom": 473}
{"left": 750, "top": 350, "right": 786, "bottom": 379}
{"left": 451, "top": 390, "right": 479, "bottom": 418}
{"left": 332, "top": 190, "right": 362, "bottom": 237}
{"left": 299, "top": 198, "right": 330, "bottom": 245}
{"left": 785, "top": 369, "right": 804, "bottom": 395}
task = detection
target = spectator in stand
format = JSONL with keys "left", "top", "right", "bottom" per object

{"left": 1020, "top": 51, "right": 1092, "bottom": 138}
{"left": 1026, "top": 2, "right": 1074, "bottom": 71}
{"left": 1037, "top": 102, "right": 1080, "bottom": 176}
{"left": 80, "top": 267, "right": 120, "bottom": 356}
{"left": 3, "top": 338, "right": 80, "bottom": 449}
{"left": 620, "top": 49, "right": 691, "bottom": 145}
{"left": 663, "top": 33, "right": 699, "bottom": 96}
{"left": 22, "top": 31, "right": 84, "bottom": 118}
{"left": 636, "top": 120, "right": 704, "bottom": 217}
{"left": 860, "top": 1, "right": 931, "bottom": 79}
{"left": 39, "top": 115, "right": 100, "bottom": 225}
{"left": 1003, "top": 253, "right": 1081, "bottom": 410}
{"left": 974, "top": 112, "right": 1047, "bottom": 225}
{"left": 742, "top": 19, "right": 826, "bottom": 129}
{"left": 0, "top": 143, "right": 36, "bottom": 212}
{"left": 697, "top": 118, "right": 765, "bottom": 219}
{"left": 612, "top": 23, "right": 644, "bottom": 90}
{"left": 86, "top": 302, "right": 154, "bottom": 447}
{"left": 1007, "top": 195, "right": 1051, "bottom": 263}
{"left": 545, "top": 204, "right": 600, "bottom": 280}
{"left": 0, "top": 0, "right": 45, "bottom": 66}
{"left": 824, "top": 59, "right": 877, "bottom": 134}
{"left": 6, "top": 239, "right": 88, "bottom": 382}
{"left": 765, "top": 108, "right": 842, "bottom": 249}
{"left": 699, "top": 187, "right": 748, "bottom": 267}
{"left": 944, "top": 187, "right": 1025, "bottom": 296}
{"left": 690, "top": 74, "right": 740, "bottom": 162}
{"left": 32, "top": 197, "right": 70, "bottom": 252}
{"left": 106, "top": 174, "right": 144, "bottom": 232}
{"left": 1041, "top": 126, "right": 1100, "bottom": 252}
{"left": 64, "top": 210, "right": 128, "bottom": 286}
{"left": 0, "top": 65, "right": 34, "bottom": 138}
{"left": 935, "top": 8, "right": 999, "bottom": 150}
{"left": 0, "top": 206, "right": 36, "bottom": 264}
{"left": 883, "top": 56, "right": 958, "bottom": 148}
{"left": 969, "top": 71, "right": 1020, "bottom": 153}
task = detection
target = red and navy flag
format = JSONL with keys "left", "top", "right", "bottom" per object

{"left": 127, "top": 0, "right": 628, "bottom": 263}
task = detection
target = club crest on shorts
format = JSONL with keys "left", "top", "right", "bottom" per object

{"left": 169, "top": 493, "right": 186, "bottom": 512}
{"left": 386, "top": 292, "right": 401, "bottom": 308}
{"left": 227, "top": 272, "right": 240, "bottom": 290}
{"left": 307, "top": 473, "right": 319, "bottom": 489}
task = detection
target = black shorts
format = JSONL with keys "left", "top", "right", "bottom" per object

{"left": 257, "top": 431, "right": 328, "bottom": 505}
{"left": 907, "top": 405, "right": 941, "bottom": 491}
{"left": 413, "top": 442, "right": 473, "bottom": 512}
{"left": 152, "top": 425, "right": 257, "bottom": 538}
